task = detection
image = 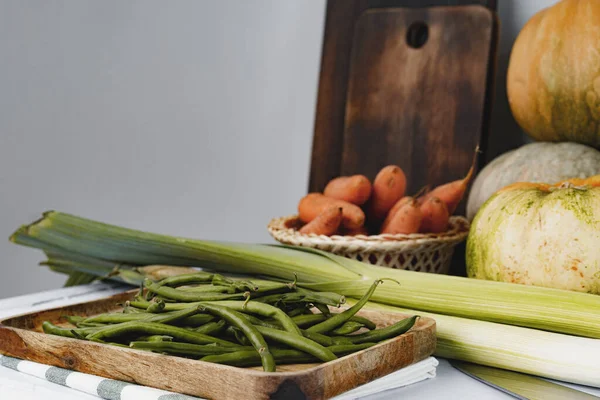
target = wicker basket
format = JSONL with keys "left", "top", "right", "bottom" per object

{"left": 267, "top": 215, "right": 470, "bottom": 274}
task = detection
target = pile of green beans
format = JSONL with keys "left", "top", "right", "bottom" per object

{"left": 44, "top": 273, "right": 418, "bottom": 372}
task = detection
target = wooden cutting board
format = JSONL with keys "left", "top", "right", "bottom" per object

{"left": 0, "top": 290, "right": 436, "bottom": 400}
{"left": 309, "top": 1, "right": 498, "bottom": 217}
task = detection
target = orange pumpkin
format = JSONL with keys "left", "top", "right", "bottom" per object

{"left": 507, "top": 0, "right": 600, "bottom": 148}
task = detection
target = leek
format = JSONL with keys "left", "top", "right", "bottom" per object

{"left": 351, "top": 300, "right": 600, "bottom": 388}
{"left": 10, "top": 211, "right": 600, "bottom": 338}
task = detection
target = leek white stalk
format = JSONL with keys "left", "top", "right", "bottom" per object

{"left": 353, "top": 300, "right": 600, "bottom": 388}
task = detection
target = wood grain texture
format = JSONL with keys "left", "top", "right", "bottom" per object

{"left": 309, "top": 0, "right": 498, "bottom": 218}
{"left": 0, "top": 290, "right": 436, "bottom": 400}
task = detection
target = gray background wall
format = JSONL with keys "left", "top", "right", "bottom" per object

{"left": 0, "top": 0, "right": 557, "bottom": 298}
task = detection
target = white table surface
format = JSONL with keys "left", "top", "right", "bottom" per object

{"left": 0, "top": 283, "right": 598, "bottom": 400}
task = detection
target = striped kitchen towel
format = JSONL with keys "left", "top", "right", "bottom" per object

{"left": 0, "top": 354, "right": 437, "bottom": 399}
{"left": 0, "top": 354, "right": 200, "bottom": 400}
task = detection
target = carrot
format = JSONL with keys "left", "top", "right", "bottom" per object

{"left": 299, "top": 207, "right": 343, "bottom": 236}
{"left": 381, "top": 199, "right": 422, "bottom": 234}
{"left": 380, "top": 196, "right": 413, "bottom": 232}
{"left": 418, "top": 147, "right": 479, "bottom": 214}
{"left": 324, "top": 175, "right": 372, "bottom": 205}
{"left": 380, "top": 186, "right": 430, "bottom": 232}
{"left": 298, "top": 193, "right": 365, "bottom": 229}
{"left": 419, "top": 196, "right": 449, "bottom": 233}
{"left": 368, "top": 166, "right": 407, "bottom": 221}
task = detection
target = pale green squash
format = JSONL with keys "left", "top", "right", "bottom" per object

{"left": 466, "top": 182, "right": 600, "bottom": 294}
{"left": 467, "top": 142, "right": 600, "bottom": 221}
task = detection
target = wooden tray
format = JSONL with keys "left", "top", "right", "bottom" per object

{"left": 0, "top": 290, "right": 436, "bottom": 400}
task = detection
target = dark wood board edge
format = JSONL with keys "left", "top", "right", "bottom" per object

{"left": 0, "top": 290, "right": 436, "bottom": 400}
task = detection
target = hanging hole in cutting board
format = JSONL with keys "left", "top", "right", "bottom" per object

{"left": 406, "top": 21, "right": 428, "bottom": 48}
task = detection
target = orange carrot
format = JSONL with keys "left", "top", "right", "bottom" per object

{"left": 381, "top": 196, "right": 413, "bottom": 232}
{"left": 381, "top": 199, "right": 422, "bottom": 234}
{"left": 368, "top": 166, "right": 407, "bottom": 221}
{"left": 299, "top": 207, "right": 343, "bottom": 235}
{"left": 324, "top": 175, "right": 372, "bottom": 205}
{"left": 298, "top": 193, "right": 365, "bottom": 229}
{"left": 419, "top": 196, "right": 449, "bottom": 233}
{"left": 380, "top": 187, "right": 430, "bottom": 232}
{"left": 418, "top": 147, "right": 479, "bottom": 214}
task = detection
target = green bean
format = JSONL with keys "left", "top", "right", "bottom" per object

{"left": 201, "top": 349, "right": 315, "bottom": 367}
{"left": 300, "top": 330, "right": 334, "bottom": 347}
{"left": 76, "top": 322, "right": 109, "bottom": 328}
{"left": 86, "top": 321, "right": 239, "bottom": 347}
{"left": 122, "top": 304, "right": 143, "bottom": 313}
{"left": 83, "top": 308, "right": 210, "bottom": 326}
{"left": 307, "top": 280, "right": 383, "bottom": 334}
{"left": 198, "top": 303, "right": 275, "bottom": 372}
{"left": 144, "top": 280, "right": 245, "bottom": 302}
{"left": 327, "top": 343, "right": 376, "bottom": 356}
{"left": 243, "top": 314, "right": 333, "bottom": 347}
{"left": 178, "top": 285, "right": 234, "bottom": 294}
{"left": 226, "top": 326, "right": 251, "bottom": 346}
{"left": 42, "top": 321, "right": 103, "bottom": 338}
{"left": 242, "top": 314, "right": 281, "bottom": 330}
{"left": 194, "top": 320, "right": 227, "bottom": 336}
{"left": 291, "top": 314, "right": 327, "bottom": 328}
{"left": 146, "top": 306, "right": 203, "bottom": 325}
{"left": 146, "top": 299, "right": 165, "bottom": 313}
{"left": 138, "top": 335, "right": 173, "bottom": 342}
{"left": 205, "top": 301, "right": 301, "bottom": 335}
{"left": 179, "top": 314, "right": 216, "bottom": 327}
{"left": 286, "top": 306, "right": 311, "bottom": 317}
{"left": 129, "top": 300, "right": 157, "bottom": 309}
{"left": 201, "top": 344, "right": 372, "bottom": 367}
{"left": 330, "top": 336, "right": 354, "bottom": 346}
{"left": 331, "top": 321, "right": 365, "bottom": 335}
{"left": 130, "top": 341, "right": 253, "bottom": 357}
{"left": 254, "top": 326, "right": 336, "bottom": 362}
{"left": 156, "top": 272, "right": 214, "bottom": 287}
{"left": 83, "top": 312, "right": 156, "bottom": 324}
{"left": 347, "top": 315, "right": 376, "bottom": 330}
{"left": 250, "top": 293, "right": 283, "bottom": 304}
{"left": 129, "top": 299, "right": 198, "bottom": 311}
{"left": 224, "top": 280, "right": 259, "bottom": 292}
{"left": 62, "top": 315, "right": 85, "bottom": 325}
{"left": 88, "top": 338, "right": 130, "bottom": 348}
{"left": 333, "top": 316, "right": 419, "bottom": 344}
{"left": 244, "top": 281, "right": 296, "bottom": 297}
{"left": 296, "top": 288, "right": 346, "bottom": 307}
{"left": 314, "top": 303, "right": 331, "bottom": 317}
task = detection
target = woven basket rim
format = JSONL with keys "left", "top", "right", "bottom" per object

{"left": 267, "top": 214, "right": 470, "bottom": 250}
